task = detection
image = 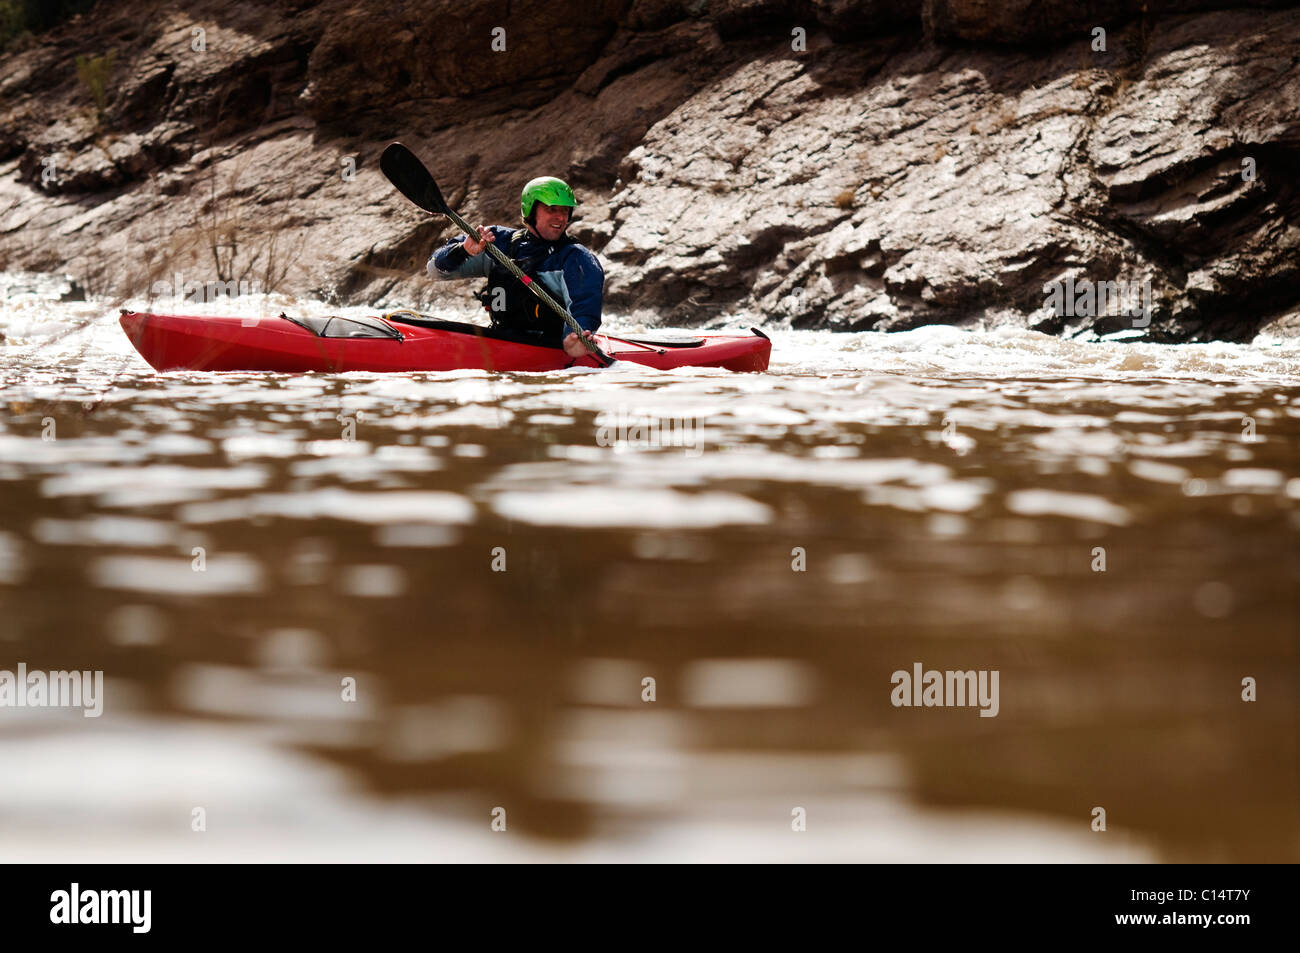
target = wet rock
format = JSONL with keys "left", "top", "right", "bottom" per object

{"left": 305, "top": 0, "right": 624, "bottom": 125}
{"left": 813, "top": 0, "right": 921, "bottom": 32}
{"left": 627, "top": 0, "right": 708, "bottom": 31}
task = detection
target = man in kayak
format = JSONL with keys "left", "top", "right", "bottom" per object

{"left": 427, "top": 176, "right": 602, "bottom": 358}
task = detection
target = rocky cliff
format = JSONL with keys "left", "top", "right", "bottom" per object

{"left": 1, "top": 0, "right": 1297, "bottom": 340}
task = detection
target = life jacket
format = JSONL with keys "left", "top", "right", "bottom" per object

{"left": 475, "top": 227, "right": 577, "bottom": 346}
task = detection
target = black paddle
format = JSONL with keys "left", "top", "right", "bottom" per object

{"left": 380, "top": 142, "right": 616, "bottom": 367}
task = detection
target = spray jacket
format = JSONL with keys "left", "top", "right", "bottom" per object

{"left": 427, "top": 226, "right": 604, "bottom": 347}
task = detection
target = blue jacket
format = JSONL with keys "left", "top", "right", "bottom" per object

{"left": 426, "top": 226, "right": 604, "bottom": 335}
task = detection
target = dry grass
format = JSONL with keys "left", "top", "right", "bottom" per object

{"left": 134, "top": 155, "right": 308, "bottom": 302}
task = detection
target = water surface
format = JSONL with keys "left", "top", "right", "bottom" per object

{"left": 1, "top": 287, "right": 1296, "bottom": 861}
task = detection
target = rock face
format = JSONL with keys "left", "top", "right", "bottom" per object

{"left": 1, "top": 0, "right": 1297, "bottom": 341}
{"left": 608, "top": 8, "right": 1300, "bottom": 339}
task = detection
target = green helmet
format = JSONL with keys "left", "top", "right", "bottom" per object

{"left": 520, "top": 176, "right": 577, "bottom": 222}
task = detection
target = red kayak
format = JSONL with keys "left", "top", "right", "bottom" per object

{"left": 118, "top": 311, "right": 771, "bottom": 373}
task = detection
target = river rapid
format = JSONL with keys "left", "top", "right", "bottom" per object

{"left": 1, "top": 281, "right": 1297, "bottom": 861}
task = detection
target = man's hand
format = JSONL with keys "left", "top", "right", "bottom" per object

{"left": 563, "top": 330, "right": 597, "bottom": 358}
{"left": 463, "top": 226, "right": 495, "bottom": 256}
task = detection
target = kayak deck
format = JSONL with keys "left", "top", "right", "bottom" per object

{"left": 118, "top": 312, "right": 771, "bottom": 373}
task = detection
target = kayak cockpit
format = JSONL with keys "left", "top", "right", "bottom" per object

{"left": 281, "top": 314, "right": 403, "bottom": 339}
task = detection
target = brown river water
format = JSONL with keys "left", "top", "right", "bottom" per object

{"left": 1, "top": 285, "right": 1297, "bottom": 861}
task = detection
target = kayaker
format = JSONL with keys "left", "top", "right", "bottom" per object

{"left": 427, "top": 176, "right": 603, "bottom": 358}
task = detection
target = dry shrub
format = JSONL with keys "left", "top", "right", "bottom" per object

{"left": 135, "top": 155, "right": 308, "bottom": 303}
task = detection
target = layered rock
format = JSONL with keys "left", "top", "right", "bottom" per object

{"left": 606, "top": 8, "right": 1300, "bottom": 339}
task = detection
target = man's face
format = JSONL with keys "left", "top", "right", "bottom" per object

{"left": 532, "top": 202, "right": 571, "bottom": 241}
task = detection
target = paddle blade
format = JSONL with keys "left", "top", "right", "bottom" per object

{"left": 380, "top": 142, "right": 449, "bottom": 215}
